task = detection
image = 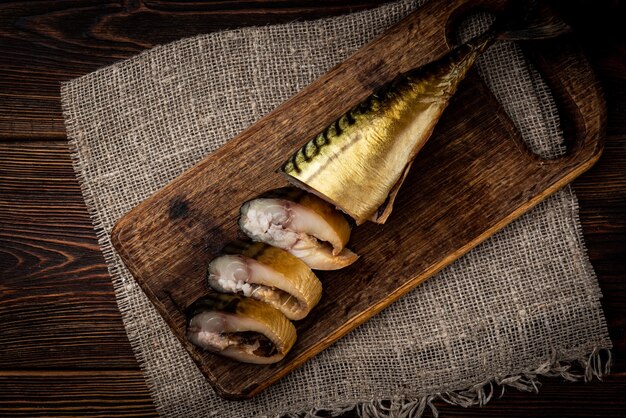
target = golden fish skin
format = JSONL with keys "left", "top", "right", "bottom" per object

{"left": 186, "top": 292, "right": 297, "bottom": 364}
{"left": 279, "top": 35, "right": 494, "bottom": 225}
{"left": 208, "top": 240, "right": 322, "bottom": 320}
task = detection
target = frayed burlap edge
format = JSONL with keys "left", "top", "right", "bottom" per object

{"left": 282, "top": 348, "right": 612, "bottom": 418}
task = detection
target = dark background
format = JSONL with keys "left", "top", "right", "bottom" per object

{"left": 0, "top": 1, "right": 624, "bottom": 416}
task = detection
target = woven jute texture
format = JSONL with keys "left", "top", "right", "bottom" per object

{"left": 62, "top": 1, "right": 612, "bottom": 416}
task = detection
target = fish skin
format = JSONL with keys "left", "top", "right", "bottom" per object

{"left": 212, "top": 240, "right": 322, "bottom": 320}
{"left": 279, "top": 33, "right": 494, "bottom": 225}
{"left": 186, "top": 293, "right": 297, "bottom": 364}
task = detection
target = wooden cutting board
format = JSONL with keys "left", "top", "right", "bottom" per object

{"left": 111, "top": 0, "right": 605, "bottom": 400}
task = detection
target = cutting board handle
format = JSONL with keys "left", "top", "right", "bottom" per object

{"left": 446, "top": 0, "right": 606, "bottom": 166}
{"left": 522, "top": 37, "right": 606, "bottom": 166}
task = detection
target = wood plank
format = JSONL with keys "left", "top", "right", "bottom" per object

{"left": 0, "top": 370, "right": 155, "bottom": 417}
{"left": 111, "top": 0, "right": 606, "bottom": 399}
{"left": 0, "top": 142, "right": 140, "bottom": 369}
{"left": 0, "top": 0, "right": 381, "bottom": 139}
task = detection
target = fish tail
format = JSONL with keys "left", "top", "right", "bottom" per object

{"left": 493, "top": 0, "right": 570, "bottom": 41}
{"left": 465, "top": 27, "right": 498, "bottom": 54}
{"left": 464, "top": 0, "right": 570, "bottom": 50}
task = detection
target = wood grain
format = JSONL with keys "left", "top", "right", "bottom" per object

{"left": 111, "top": 0, "right": 605, "bottom": 399}
{"left": 0, "top": 0, "right": 624, "bottom": 416}
{"left": 0, "top": 0, "right": 376, "bottom": 140}
{"left": 0, "top": 370, "right": 155, "bottom": 417}
{"left": 0, "top": 142, "right": 139, "bottom": 369}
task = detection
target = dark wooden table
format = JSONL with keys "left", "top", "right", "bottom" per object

{"left": 1, "top": 1, "right": 624, "bottom": 416}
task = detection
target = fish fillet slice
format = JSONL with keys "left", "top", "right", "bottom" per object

{"left": 239, "top": 187, "right": 358, "bottom": 270}
{"left": 186, "top": 293, "right": 296, "bottom": 364}
{"left": 208, "top": 241, "right": 322, "bottom": 320}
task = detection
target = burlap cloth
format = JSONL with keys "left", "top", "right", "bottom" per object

{"left": 62, "top": 1, "right": 612, "bottom": 416}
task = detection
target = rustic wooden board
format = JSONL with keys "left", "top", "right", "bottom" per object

{"left": 110, "top": 0, "right": 605, "bottom": 400}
